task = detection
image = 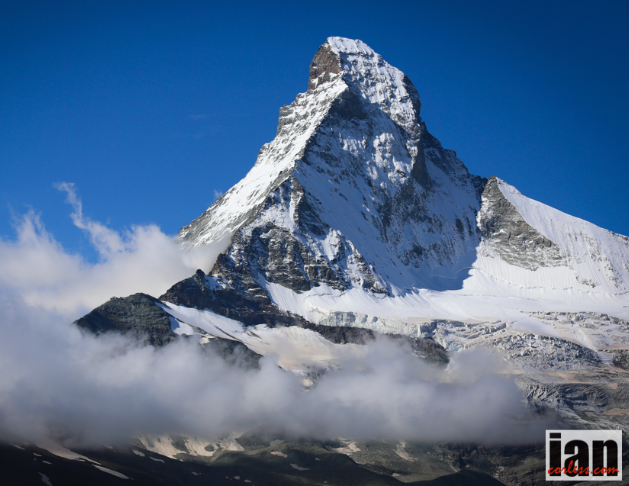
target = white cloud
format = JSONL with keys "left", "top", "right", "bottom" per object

{"left": 0, "top": 184, "right": 555, "bottom": 447}
{"left": 0, "top": 184, "right": 230, "bottom": 318}
{"left": 0, "top": 295, "right": 555, "bottom": 447}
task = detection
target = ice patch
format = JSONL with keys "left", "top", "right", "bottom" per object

{"left": 36, "top": 440, "right": 100, "bottom": 464}
{"left": 395, "top": 441, "right": 414, "bottom": 461}
{"left": 94, "top": 465, "right": 129, "bottom": 479}
{"left": 39, "top": 473, "right": 52, "bottom": 486}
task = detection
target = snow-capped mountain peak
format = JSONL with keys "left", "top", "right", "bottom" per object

{"left": 179, "top": 37, "right": 485, "bottom": 295}
{"left": 74, "top": 39, "right": 629, "bottom": 455}
{"left": 178, "top": 37, "right": 629, "bottom": 303}
{"left": 314, "top": 37, "right": 422, "bottom": 127}
{"left": 178, "top": 36, "right": 426, "bottom": 248}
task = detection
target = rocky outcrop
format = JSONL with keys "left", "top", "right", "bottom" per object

{"left": 159, "top": 269, "right": 310, "bottom": 327}
{"left": 614, "top": 350, "right": 629, "bottom": 370}
{"left": 488, "top": 332, "right": 602, "bottom": 371}
{"left": 308, "top": 42, "right": 342, "bottom": 90}
{"left": 478, "top": 176, "right": 564, "bottom": 271}
{"left": 202, "top": 337, "right": 261, "bottom": 369}
{"left": 75, "top": 293, "right": 176, "bottom": 346}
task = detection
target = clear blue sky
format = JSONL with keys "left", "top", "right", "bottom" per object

{"left": 2, "top": 0, "right": 628, "bottom": 258}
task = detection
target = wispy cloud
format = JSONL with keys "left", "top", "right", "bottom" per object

{"left": 54, "top": 182, "right": 126, "bottom": 257}
{"left": 0, "top": 184, "right": 231, "bottom": 318}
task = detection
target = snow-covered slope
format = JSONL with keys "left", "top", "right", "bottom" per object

{"left": 160, "top": 300, "right": 364, "bottom": 372}
{"left": 475, "top": 177, "right": 629, "bottom": 294}
{"left": 180, "top": 37, "right": 485, "bottom": 294}
{"left": 179, "top": 36, "right": 629, "bottom": 306}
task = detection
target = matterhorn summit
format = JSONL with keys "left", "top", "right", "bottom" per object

{"left": 179, "top": 37, "right": 486, "bottom": 294}
{"left": 178, "top": 36, "right": 629, "bottom": 304}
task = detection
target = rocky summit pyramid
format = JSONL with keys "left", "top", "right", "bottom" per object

{"left": 179, "top": 37, "right": 486, "bottom": 294}
{"left": 178, "top": 36, "right": 629, "bottom": 301}
{"left": 77, "top": 37, "right": 629, "bottom": 458}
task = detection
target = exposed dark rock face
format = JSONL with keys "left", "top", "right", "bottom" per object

{"left": 75, "top": 293, "right": 176, "bottom": 346}
{"left": 159, "top": 269, "right": 310, "bottom": 327}
{"left": 478, "top": 176, "right": 564, "bottom": 271}
{"left": 328, "top": 87, "right": 368, "bottom": 120}
{"left": 203, "top": 337, "right": 261, "bottom": 369}
{"left": 159, "top": 269, "right": 449, "bottom": 365}
{"left": 613, "top": 350, "right": 629, "bottom": 370}
{"left": 308, "top": 42, "right": 342, "bottom": 90}
{"left": 298, "top": 323, "right": 376, "bottom": 345}
{"left": 388, "top": 334, "right": 449, "bottom": 365}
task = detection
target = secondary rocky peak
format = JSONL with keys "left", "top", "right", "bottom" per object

{"left": 74, "top": 293, "right": 176, "bottom": 347}
{"left": 478, "top": 176, "right": 564, "bottom": 271}
{"left": 475, "top": 176, "right": 629, "bottom": 293}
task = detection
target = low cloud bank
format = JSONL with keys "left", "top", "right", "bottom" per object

{"left": 0, "top": 183, "right": 229, "bottom": 318}
{"left": 0, "top": 295, "right": 554, "bottom": 447}
{"left": 0, "top": 186, "right": 555, "bottom": 447}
